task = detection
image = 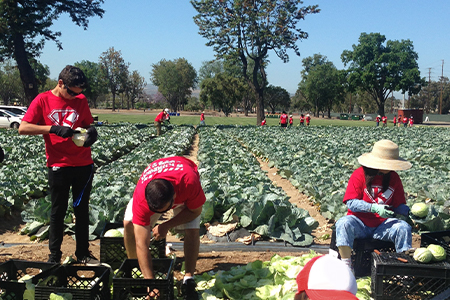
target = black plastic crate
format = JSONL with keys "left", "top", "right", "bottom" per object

{"left": 330, "top": 229, "right": 395, "bottom": 277}
{"left": 34, "top": 265, "right": 111, "bottom": 300}
{"left": 371, "top": 252, "right": 450, "bottom": 299}
{"left": 113, "top": 258, "right": 174, "bottom": 300}
{"left": 100, "top": 222, "right": 166, "bottom": 269}
{"left": 420, "top": 230, "right": 450, "bottom": 262}
{"left": 0, "top": 260, "right": 58, "bottom": 300}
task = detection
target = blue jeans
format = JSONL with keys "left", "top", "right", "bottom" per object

{"left": 336, "top": 215, "right": 412, "bottom": 253}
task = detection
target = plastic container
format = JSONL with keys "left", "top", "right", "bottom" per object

{"left": 420, "top": 230, "right": 450, "bottom": 262}
{"left": 113, "top": 258, "right": 174, "bottom": 300}
{"left": 0, "top": 260, "right": 58, "bottom": 300}
{"left": 100, "top": 222, "right": 166, "bottom": 269}
{"left": 34, "top": 264, "right": 110, "bottom": 300}
{"left": 371, "top": 252, "right": 450, "bottom": 299}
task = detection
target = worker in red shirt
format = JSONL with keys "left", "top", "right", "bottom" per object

{"left": 299, "top": 114, "right": 305, "bottom": 126}
{"left": 306, "top": 114, "right": 311, "bottom": 126}
{"left": 375, "top": 115, "right": 381, "bottom": 126}
{"left": 261, "top": 118, "right": 266, "bottom": 126}
{"left": 154, "top": 108, "right": 169, "bottom": 136}
{"left": 402, "top": 116, "right": 408, "bottom": 127}
{"left": 123, "top": 156, "right": 206, "bottom": 299}
{"left": 381, "top": 116, "right": 387, "bottom": 127}
{"left": 200, "top": 112, "right": 205, "bottom": 126}
{"left": 393, "top": 115, "right": 397, "bottom": 127}
{"left": 279, "top": 111, "right": 288, "bottom": 128}
{"left": 289, "top": 115, "right": 293, "bottom": 127}
{"left": 397, "top": 115, "right": 402, "bottom": 127}
{"left": 409, "top": 116, "right": 414, "bottom": 127}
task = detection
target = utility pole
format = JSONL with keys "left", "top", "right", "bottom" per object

{"left": 428, "top": 68, "right": 432, "bottom": 112}
{"left": 440, "top": 60, "right": 444, "bottom": 114}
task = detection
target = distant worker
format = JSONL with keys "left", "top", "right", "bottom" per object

{"left": 154, "top": 108, "right": 169, "bottom": 136}
{"left": 393, "top": 115, "right": 397, "bottom": 127}
{"left": 289, "top": 115, "right": 293, "bottom": 127}
{"left": 200, "top": 112, "right": 205, "bottom": 126}
{"left": 306, "top": 114, "right": 311, "bottom": 126}
{"left": 280, "top": 111, "right": 288, "bottom": 128}
{"left": 261, "top": 117, "right": 266, "bottom": 126}
{"left": 402, "top": 115, "right": 408, "bottom": 128}
{"left": 299, "top": 114, "right": 305, "bottom": 126}
{"left": 397, "top": 115, "right": 402, "bottom": 127}
{"left": 382, "top": 115, "right": 387, "bottom": 127}
{"left": 376, "top": 115, "right": 381, "bottom": 126}
{"left": 424, "top": 115, "right": 429, "bottom": 122}
{"left": 409, "top": 116, "right": 414, "bottom": 127}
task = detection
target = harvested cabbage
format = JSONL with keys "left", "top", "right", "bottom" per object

{"left": 411, "top": 203, "right": 428, "bottom": 218}
{"left": 427, "top": 244, "right": 447, "bottom": 262}
{"left": 104, "top": 229, "right": 123, "bottom": 237}
{"left": 72, "top": 128, "right": 87, "bottom": 147}
{"left": 413, "top": 248, "right": 433, "bottom": 263}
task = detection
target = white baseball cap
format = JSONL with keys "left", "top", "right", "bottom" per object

{"left": 296, "top": 255, "right": 358, "bottom": 300}
{"left": 164, "top": 108, "right": 170, "bottom": 113}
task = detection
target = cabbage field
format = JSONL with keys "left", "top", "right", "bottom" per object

{"left": 1, "top": 123, "right": 449, "bottom": 241}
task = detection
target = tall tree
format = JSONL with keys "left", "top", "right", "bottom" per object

{"left": 341, "top": 32, "right": 425, "bottom": 116}
{"left": 200, "top": 73, "right": 246, "bottom": 116}
{"left": 74, "top": 60, "right": 108, "bottom": 109}
{"left": 191, "top": 0, "right": 319, "bottom": 125}
{"left": 264, "top": 85, "right": 290, "bottom": 113}
{"left": 150, "top": 58, "right": 197, "bottom": 112}
{"left": 299, "top": 54, "right": 345, "bottom": 117}
{"left": 0, "top": 60, "right": 22, "bottom": 105}
{"left": 99, "top": 47, "right": 129, "bottom": 111}
{"left": 126, "top": 70, "right": 147, "bottom": 109}
{"left": 0, "top": 0, "right": 104, "bottom": 105}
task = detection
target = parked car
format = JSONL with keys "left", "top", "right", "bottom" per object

{"left": 0, "top": 109, "right": 22, "bottom": 128}
{"left": 0, "top": 105, "right": 27, "bottom": 116}
{"left": 363, "top": 114, "right": 373, "bottom": 121}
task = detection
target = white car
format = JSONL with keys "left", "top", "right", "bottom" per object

{"left": 363, "top": 115, "right": 373, "bottom": 121}
{"left": 0, "top": 109, "right": 22, "bottom": 128}
{"left": 0, "top": 105, "right": 27, "bottom": 116}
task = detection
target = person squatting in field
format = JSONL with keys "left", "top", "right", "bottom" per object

{"left": 123, "top": 156, "right": 206, "bottom": 300}
{"left": 18, "top": 65, "right": 99, "bottom": 265}
{"left": 335, "top": 139, "right": 413, "bottom": 272}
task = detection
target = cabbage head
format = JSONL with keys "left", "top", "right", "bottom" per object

{"left": 104, "top": 229, "right": 123, "bottom": 237}
{"left": 413, "top": 248, "right": 433, "bottom": 263}
{"left": 427, "top": 244, "right": 447, "bottom": 262}
{"left": 411, "top": 203, "right": 429, "bottom": 218}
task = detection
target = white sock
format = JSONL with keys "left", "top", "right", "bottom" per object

{"left": 183, "top": 276, "right": 193, "bottom": 284}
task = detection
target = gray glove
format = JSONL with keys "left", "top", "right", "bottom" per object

{"left": 370, "top": 204, "right": 395, "bottom": 218}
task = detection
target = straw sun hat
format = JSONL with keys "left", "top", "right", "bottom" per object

{"left": 357, "top": 139, "right": 412, "bottom": 171}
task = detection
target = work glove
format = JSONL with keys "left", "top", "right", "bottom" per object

{"left": 370, "top": 204, "right": 395, "bottom": 218}
{"left": 50, "top": 125, "right": 75, "bottom": 138}
{"left": 83, "top": 126, "right": 98, "bottom": 147}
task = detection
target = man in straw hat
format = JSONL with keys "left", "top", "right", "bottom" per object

{"left": 294, "top": 254, "right": 358, "bottom": 300}
{"left": 335, "top": 139, "right": 413, "bottom": 271}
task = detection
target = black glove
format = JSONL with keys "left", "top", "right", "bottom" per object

{"left": 83, "top": 126, "right": 98, "bottom": 147}
{"left": 50, "top": 125, "right": 75, "bottom": 138}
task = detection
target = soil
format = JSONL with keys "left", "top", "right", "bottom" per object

{"left": 0, "top": 127, "right": 421, "bottom": 279}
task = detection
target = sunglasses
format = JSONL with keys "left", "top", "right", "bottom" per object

{"left": 149, "top": 197, "right": 174, "bottom": 214}
{"left": 64, "top": 84, "right": 82, "bottom": 97}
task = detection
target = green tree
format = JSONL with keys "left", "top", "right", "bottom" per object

{"left": 264, "top": 85, "right": 290, "bottom": 113}
{"left": 200, "top": 73, "right": 246, "bottom": 116}
{"left": 0, "top": 0, "right": 104, "bottom": 104}
{"left": 150, "top": 58, "right": 197, "bottom": 112}
{"left": 0, "top": 60, "right": 22, "bottom": 105}
{"left": 74, "top": 60, "right": 108, "bottom": 109}
{"left": 191, "top": 0, "right": 319, "bottom": 125}
{"left": 341, "top": 32, "right": 425, "bottom": 116}
{"left": 99, "top": 47, "right": 129, "bottom": 111}
{"left": 125, "top": 70, "right": 147, "bottom": 110}
{"left": 299, "top": 54, "right": 344, "bottom": 118}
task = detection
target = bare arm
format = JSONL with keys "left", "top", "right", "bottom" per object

{"left": 134, "top": 224, "right": 155, "bottom": 279}
{"left": 18, "top": 121, "right": 52, "bottom": 136}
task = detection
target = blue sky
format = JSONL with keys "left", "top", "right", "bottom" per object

{"left": 39, "top": 1, "right": 450, "bottom": 96}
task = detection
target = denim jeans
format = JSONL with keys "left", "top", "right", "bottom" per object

{"left": 335, "top": 215, "right": 412, "bottom": 253}
{"left": 48, "top": 164, "right": 94, "bottom": 260}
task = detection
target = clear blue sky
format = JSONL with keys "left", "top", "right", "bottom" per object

{"left": 39, "top": 1, "right": 450, "bottom": 96}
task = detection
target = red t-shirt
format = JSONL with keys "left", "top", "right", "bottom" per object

{"left": 393, "top": 117, "right": 397, "bottom": 124}
{"left": 403, "top": 117, "right": 408, "bottom": 124}
{"left": 132, "top": 156, "right": 206, "bottom": 226}
{"left": 261, "top": 119, "right": 266, "bottom": 125}
{"left": 280, "top": 114, "right": 288, "bottom": 124}
{"left": 22, "top": 90, "right": 94, "bottom": 167}
{"left": 409, "top": 118, "right": 414, "bottom": 125}
{"left": 300, "top": 116, "right": 305, "bottom": 123}
{"left": 343, "top": 167, "right": 406, "bottom": 227}
{"left": 200, "top": 113, "right": 205, "bottom": 121}
{"left": 306, "top": 116, "right": 311, "bottom": 123}
{"left": 154, "top": 111, "right": 165, "bottom": 122}
{"left": 382, "top": 116, "right": 387, "bottom": 123}
{"left": 289, "top": 117, "right": 293, "bottom": 124}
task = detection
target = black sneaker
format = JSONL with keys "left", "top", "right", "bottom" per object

{"left": 182, "top": 278, "right": 199, "bottom": 300}
{"left": 47, "top": 255, "right": 60, "bottom": 264}
{"left": 77, "top": 252, "right": 101, "bottom": 266}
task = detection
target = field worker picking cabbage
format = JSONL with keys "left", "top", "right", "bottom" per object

{"left": 154, "top": 108, "right": 170, "bottom": 136}
{"left": 335, "top": 140, "right": 414, "bottom": 272}
{"left": 123, "top": 156, "right": 206, "bottom": 300}
{"left": 18, "top": 65, "right": 99, "bottom": 266}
